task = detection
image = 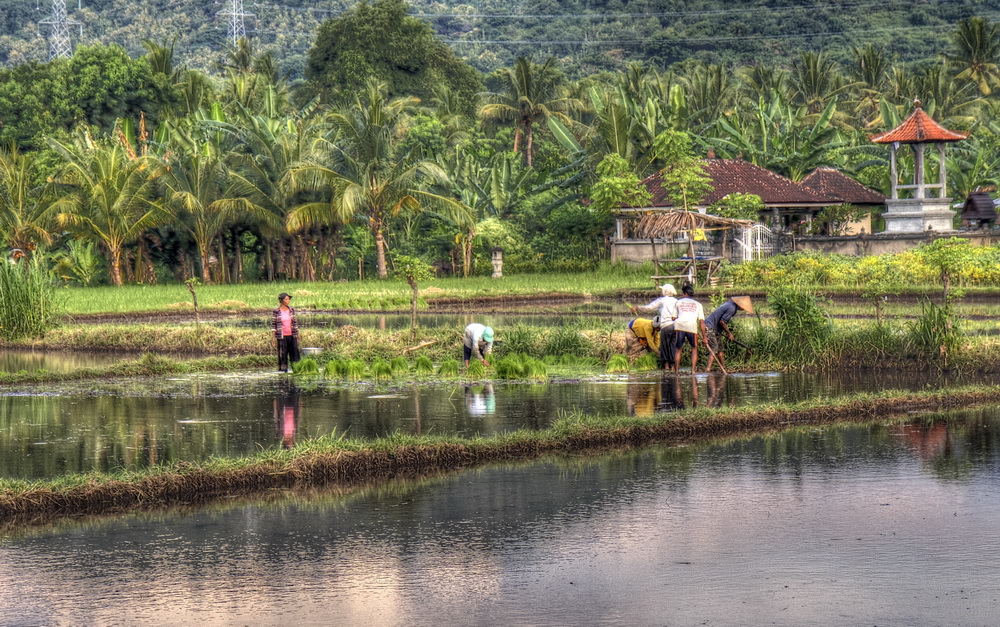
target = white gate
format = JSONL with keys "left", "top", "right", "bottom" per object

{"left": 736, "top": 224, "right": 774, "bottom": 262}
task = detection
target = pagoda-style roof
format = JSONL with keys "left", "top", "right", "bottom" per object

{"left": 799, "top": 168, "right": 886, "bottom": 206}
{"left": 635, "top": 159, "right": 830, "bottom": 208}
{"left": 869, "top": 104, "right": 968, "bottom": 144}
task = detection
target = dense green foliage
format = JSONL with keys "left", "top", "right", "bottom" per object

{"left": 6, "top": 7, "right": 1000, "bottom": 286}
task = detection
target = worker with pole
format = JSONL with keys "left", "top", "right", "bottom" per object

{"left": 704, "top": 296, "right": 754, "bottom": 373}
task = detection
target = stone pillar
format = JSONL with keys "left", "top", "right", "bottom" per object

{"left": 491, "top": 247, "right": 504, "bottom": 279}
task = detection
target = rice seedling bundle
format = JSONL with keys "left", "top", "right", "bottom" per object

{"left": 292, "top": 358, "right": 320, "bottom": 375}
{"left": 606, "top": 355, "right": 629, "bottom": 373}
{"left": 371, "top": 359, "right": 394, "bottom": 381}
{"left": 466, "top": 359, "right": 487, "bottom": 379}
{"left": 495, "top": 355, "right": 527, "bottom": 379}
{"left": 437, "top": 358, "right": 460, "bottom": 377}
{"left": 414, "top": 355, "right": 434, "bottom": 375}
{"left": 541, "top": 355, "right": 559, "bottom": 365}
{"left": 346, "top": 360, "right": 367, "bottom": 380}
{"left": 525, "top": 357, "right": 548, "bottom": 380}
{"left": 390, "top": 357, "right": 410, "bottom": 374}
{"left": 634, "top": 353, "right": 659, "bottom": 370}
{"left": 326, "top": 360, "right": 349, "bottom": 377}
{"left": 558, "top": 354, "right": 577, "bottom": 365}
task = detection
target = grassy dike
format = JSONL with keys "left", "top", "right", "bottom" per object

{"left": 3, "top": 385, "right": 1000, "bottom": 526}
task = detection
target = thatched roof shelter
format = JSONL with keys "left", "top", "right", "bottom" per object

{"left": 633, "top": 209, "right": 754, "bottom": 240}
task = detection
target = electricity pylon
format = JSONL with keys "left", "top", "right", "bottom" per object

{"left": 38, "top": 0, "right": 81, "bottom": 60}
{"left": 217, "top": 0, "right": 254, "bottom": 47}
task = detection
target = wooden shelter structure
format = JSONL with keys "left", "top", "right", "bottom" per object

{"left": 632, "top": 210, "right": 753, "bottom": 286}
{"left": 960, "top": 192, "right": 998, "bottom": 228}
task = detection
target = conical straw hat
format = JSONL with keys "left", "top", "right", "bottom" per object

{"left": 731, "top": 296, "right": 754, "bottom": 314}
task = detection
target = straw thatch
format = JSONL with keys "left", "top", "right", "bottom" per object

{"left": 633, "top": 210, "right": 754, "bottom": 239}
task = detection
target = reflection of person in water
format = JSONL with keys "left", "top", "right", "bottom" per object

{"left": 465, "top": 383, "right": 496, "bottom": 416}
{"left": 274, "top": 381, "right": 301, "bottom": 449}
{"left": 705, "top": 372, "right": 727, "bottom": 408}
{"left": 626, "top": 381, "right": 660, "bottom": 417}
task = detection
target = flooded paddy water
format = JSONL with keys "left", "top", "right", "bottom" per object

{"left": 0, "top": 367, "right": 981, "bottom": 480}
{"left": 2, "top": 406, "right": 999, "bottom": 625}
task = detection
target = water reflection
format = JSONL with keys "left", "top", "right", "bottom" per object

{"left": 274, "top": 380, "right": 300, "bottom": 449}
{"left": 464, "top": 383, "right": 495, "bottom": 416}
{"left": 0, "top": 368, "right": 991, "bottom": 479}
{"left": 2, "top": 410, "right": 999, "bottom": 625}
{"left": 0, "top": 349, "right": 133, "bottom": 373}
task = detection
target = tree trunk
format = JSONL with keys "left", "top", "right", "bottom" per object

{"left": 463, "top": 227, "right": 475, "bottom": 277}
{"left": 109, "top": 246, "right": 123, "bottom": 287}
{"left": 526, "top": 122, "right": 534, "bottom": 167}
{"left": 409, "top": 278, "right": 418, "bottom": 340}
{"left": 200, "top": 247, "right": 212, "bottom": 284}
{"left": 375, "top": 227, "right": 388, "bottom": 279}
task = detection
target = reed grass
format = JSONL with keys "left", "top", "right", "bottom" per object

{"left": 0, "top": 256, "right": 60, "bottom": 341}
{"left": 6, "top": 384, "right": 1000, "bottom": 525}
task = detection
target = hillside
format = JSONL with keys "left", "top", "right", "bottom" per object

{"left": 3, "top": 0, "right": 1000, "bottom": 80}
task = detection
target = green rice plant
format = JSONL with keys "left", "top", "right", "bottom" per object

{"left": 558, "top": 353, "right": 577, "bottom": 365}
{"left": 370, "top": 359, "right": 394, "bottom": 381}
{"left": 606, "top": 354, "right": 630, "bottom": 373}
{"left": 541, "top": 355, "right": 559, "bottom": 365}
{"left": 414, "top": 355, "right": 434, "bottom": 375}
{"left": 466, "top": 359, "right": 487, "bottom": 379}
{"left": 390, "top": 357, "right": 410, "bottom": 374}
{"left": 634, "top": 353, "right": 659, "bottom": 370}
{"left": 292, "top": 358, "right": 320, "bottom": 375}
{"left": 576, "top": 356, "right": 602, "bottom": 368}
{"left": 437, "top": 358, "right": 460, "bottom": 377}
{"left": 346, "top": 359, "right": 367, "bottom": 381}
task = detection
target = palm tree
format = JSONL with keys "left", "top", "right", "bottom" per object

{"left": 479, "top": 57, "right": 583, "bottom": 167}
{"left": 847, "top": 44, "right": 892, "bottom": 127}
{"left": 949, "top": 17, "right": 1000, "bottom": 96}
{"left": 287, "top": 82, "right": 470, "bottom": 279}
{"left": 48, "top": 134, "right": 168, "bottom": 286}
{"left": 0, "top": 144, "right": 56, "bottom": 254}
{"left": 150, "top": 148, "right": 279, "bottom": 283}
{"left": 790, "top": 51, "right": 852, "bottom": 115}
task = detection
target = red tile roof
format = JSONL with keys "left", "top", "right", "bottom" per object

{"left": 799, "top": 168, "right": 886, "bottom": 205}
{"left": 636, "top": 159, "right": 831, "bottom": 208}
{"left": 869, "top": 106, "right": 968, "bottom": 144}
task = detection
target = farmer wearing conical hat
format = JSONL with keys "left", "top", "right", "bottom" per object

{"left": 704, "top": 295, "right": 753, "bottom": 373}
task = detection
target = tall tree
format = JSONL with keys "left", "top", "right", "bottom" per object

{"left": 48, "top": 135, "right": 168, "bottom": 286}
{"left": 287, "top": 82, "right": 469, "bottom": 279}
{"left": 949, "top": 17, "right": 1000, "bottom": 96}
{"left": 479, "top": 57, "right": 583, "bottom": 167}
{"left": 0, "top": 144, "right": 55, "bottom": 254}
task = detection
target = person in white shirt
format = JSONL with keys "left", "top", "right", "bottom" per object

{"left": 632, "top": 283, "right": 677, "bottom": 369}
{"left": 671, "top": 284, "right": 707, "bottom": 374}
{"left": 463, "top": 323, "right": 494, "bottom": 367}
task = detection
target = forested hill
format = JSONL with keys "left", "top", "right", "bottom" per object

{"left": 2, "top": 0, "right": 1000, "bottom": 78}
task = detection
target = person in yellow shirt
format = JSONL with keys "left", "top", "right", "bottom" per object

{"left": 626, "top": 317, "right": 660, "bottom": 361}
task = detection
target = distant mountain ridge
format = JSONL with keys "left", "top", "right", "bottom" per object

{"left": 4, "top": 0, "right": 1000, "bottom": 78}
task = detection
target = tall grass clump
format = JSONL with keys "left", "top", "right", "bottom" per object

{"left": 606, "top": 355, "right": 629, "bottom": 373}
{"left": 0, "top": 256, "right": 60, "bottom": 340}
{"left": 907, "top": 298, "right": 962, "bottom": 370}
{"left": 497, "top": 323, "right": 539, "bottom": 357}
{"left": 542, "top": 325, "right": 592, "bottom": 357}
{"left": 414, "top": 355, "right": 434, "bottom": 375}
{"left": 437, "top": 358, "right": 460, "bottom": 377}
{"left": 766, "top": 287, "right": 833, "bottom": 364}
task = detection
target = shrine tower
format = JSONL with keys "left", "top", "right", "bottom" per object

{"left": 869, "top": 100, "right": 968, "bottom": 232}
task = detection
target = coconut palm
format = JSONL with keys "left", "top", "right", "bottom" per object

{"left": 0, "top": 144, "right": 56, "bottom": 254}
{"left": 847, "top": 44, "right": 892, "bottom": 128}
{"left": 790, "top": 51, "right": 852, "bottom": 115}
{"left": 949, "top": 17, "right": 1000, "bottom": 96}
{"left": 287, "top": 82, "right": 470, "bottom": 279}
{"left": 149, "top": 148, "right": 279, "bottom": 283}
{"left": 48, "top": 134, "right": 169, "bottom": 286}
{"left": 479, "top": 57, "right": 583, "bottom": 167}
